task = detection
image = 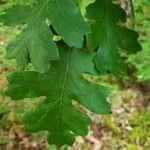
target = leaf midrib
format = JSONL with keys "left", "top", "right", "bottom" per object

{"left": 26, "top": 49, "right": 71, "bottom": 144}
{"left": 57, "top": 48, "right": 71, "bottom": 144}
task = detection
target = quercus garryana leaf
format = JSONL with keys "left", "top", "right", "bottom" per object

{"left": 6, "top": 43, "right": 111, "bottom": 146}
{"left": 1, "top": 0, "right": 90, "bottom": 72}
{"left": 86, "top": 0, "right": 142, "bottom": 75}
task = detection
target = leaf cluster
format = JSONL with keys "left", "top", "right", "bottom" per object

{"left": 0, "top": 0, "right": 141, "bottom": 146}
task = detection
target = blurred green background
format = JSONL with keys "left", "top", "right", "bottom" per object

{"left": 0, "top": 0, "right": 150, "bottom": 150}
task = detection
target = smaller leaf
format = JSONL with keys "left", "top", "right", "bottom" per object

{"left": 86, "top": 0, "right": 142, "bottom": 75}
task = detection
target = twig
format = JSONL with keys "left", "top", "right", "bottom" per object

{"left": 129, "top": 0, "right": 135, "bottom": 29}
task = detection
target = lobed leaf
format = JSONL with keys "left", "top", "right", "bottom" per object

{"left": 86, "top": 0, "right": 142, "bottom": 75}
{"left": 6, "top": 43, "right": 111, "bottom": 146}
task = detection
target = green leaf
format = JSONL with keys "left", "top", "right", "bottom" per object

{"left": 86, "top": 0, "right": 142, "bottom": 75}
{"left": 6, "top": 43, "right": 111, "bottom": 146}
